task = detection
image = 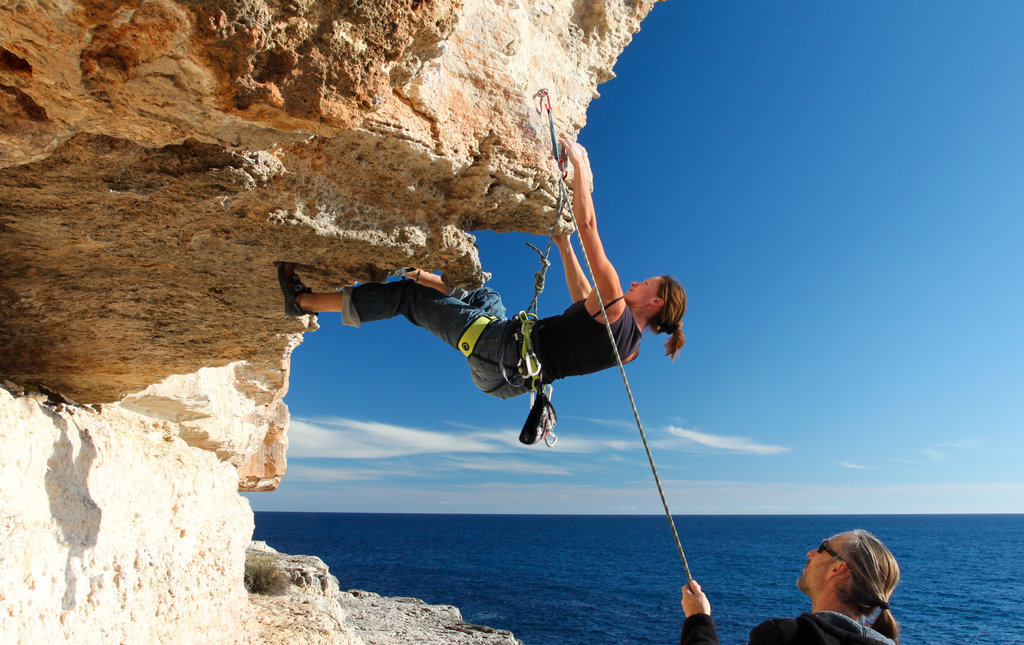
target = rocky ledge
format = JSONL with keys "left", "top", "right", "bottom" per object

{"left": 247, "top": 542, "right": 521, "bottom": 645}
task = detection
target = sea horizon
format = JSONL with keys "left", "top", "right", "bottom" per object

{"left": 254, "top": 512, "right": 1024, "bottom": 644}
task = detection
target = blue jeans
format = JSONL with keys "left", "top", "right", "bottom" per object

{"left": 350, "top": 281, "right": 533, "bottom": 399}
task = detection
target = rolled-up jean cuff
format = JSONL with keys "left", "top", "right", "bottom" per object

{"left": 448, "top": 287, "right": 471, "bottom": 301}
{"left": 341, "top": 287, "right": 361, "bottom": 327}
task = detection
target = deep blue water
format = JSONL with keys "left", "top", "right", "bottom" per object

{"left": 252, "top": 513, "right": 1024, "bottom": 644}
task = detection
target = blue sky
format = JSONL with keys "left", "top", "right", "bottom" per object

{"left": 246, "top": 1, "right": 1024, "bottom": 515}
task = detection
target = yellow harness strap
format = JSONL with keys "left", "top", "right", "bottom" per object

{"left": 459, "top": 315, "right": 498, "bottom": 357}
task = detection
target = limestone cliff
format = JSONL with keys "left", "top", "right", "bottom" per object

{"left": 0, "top": 0, "right": 657, "bottom": 641}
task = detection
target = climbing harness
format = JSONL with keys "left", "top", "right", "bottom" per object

{"left": 458, "top": 314, "right": 499, "bottom": 357}
{"left": 532, "top": 89, "right": 693, "bottom": 581}
{"left": 507, "top": 311, "right": 557, "bottom": 447}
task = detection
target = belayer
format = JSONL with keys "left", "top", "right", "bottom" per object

{"left": 277, "top": 138, "right": 686, "bottom": 411}
{"left": 680, "top": 530, "right": 901, "bottom": 645}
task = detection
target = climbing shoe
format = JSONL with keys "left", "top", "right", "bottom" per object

{"left": 276, "top": 261, "right": 314, "bottom": 318}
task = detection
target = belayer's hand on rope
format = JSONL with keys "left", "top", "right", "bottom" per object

{"left": 681, "top": 580, "right": 711, "bottom": 617}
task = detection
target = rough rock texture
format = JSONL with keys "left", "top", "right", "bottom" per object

{"left": 246, "top": 542, "right": 360, "bottom": 645}
{"left": 0, "top": 0, "right": 657, "bottom": 641}
{"left": 247, "top": 542, "right": 521, "bottom": 645}
{"left": 1, "top": 0, "right": 656, "bottom": 404}
{"left": 337, "top": 591, "right": 522, "bottom": 645}
{"left": 0, "top": 384, "right": 254, "bottom": 644}
{"left": 119, "top": 351, "right": 296, "bottom": 491}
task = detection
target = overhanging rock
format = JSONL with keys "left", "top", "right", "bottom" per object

{"left": 1, "top": 0, "right": 657, "bottom": 405}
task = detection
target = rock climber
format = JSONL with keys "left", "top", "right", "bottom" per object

{"left": 276, "top": 138, "right": 686, "bottom": 417}
{"left": 680, "top": 529, "right": 901, "bottom": 645}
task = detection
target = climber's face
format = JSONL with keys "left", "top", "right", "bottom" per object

{"left": 624, "top": 277, "right": 664, "bottom": 310}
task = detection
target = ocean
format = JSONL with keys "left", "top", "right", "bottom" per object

{"left": 252, "top": 513, "right": 1024, "bottom": 644}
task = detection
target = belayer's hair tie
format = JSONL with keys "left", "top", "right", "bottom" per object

{"left": 877, "top": 600, "right": 890, "bottom": 611}
{"left": 661, "top": 321, "right": 680, "bottom": 334}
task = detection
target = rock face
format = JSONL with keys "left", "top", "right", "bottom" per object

{"left": 119, "top": 353, "right": 296, "bottom": 491}
{"left": 336, "top": 591, "right": 523, "bottom": 645}
{"left": 0, "top": 384, "right": 254, "bottom": 644}
{"left": 1, "top": 0, "right": 654, "bottom": 404}
{"left": 0, "top": 0, "right": 656, "bottom": 641}
{"left": 246, "top": 542, "right": 359, "bottom": 645}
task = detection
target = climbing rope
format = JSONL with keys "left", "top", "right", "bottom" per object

{"left": 534, "top": 89, "right": 694, "bottom": 582}
{"left": 524, "top": 90, "right": 572, "bottom": 317}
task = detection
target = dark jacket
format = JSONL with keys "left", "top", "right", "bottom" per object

{"left": 681, "top": 612, "right": 895, "bottom": 645}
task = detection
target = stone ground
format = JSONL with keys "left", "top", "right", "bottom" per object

{"left": 337, "top": 590, "right": 522, "bottom": 645}
{"left": 247, "top": 542, "right": 522, "bottom": 645}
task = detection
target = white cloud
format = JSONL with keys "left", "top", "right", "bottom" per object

{"left": 439, "top": 420, "right": 639, "bottom": 455}
{"left": 286, "top": 456, "right": 569, "bottom": 481}
{"left": 838, "top": 461, "right": 874, "bottom": 470}
{"left": 288, "top": 417, "right": 512, "bottom": 459}
{"left": 560, "top": 415, "right": 635, "bottom": 430}
{"left": 287, "top": 415, "right": 654, "bottom": 461}
{"left": 666, "top": 426, "right": 790, "bottom": 455}
{"left": 442, "top": 456, "right": 570, "bottom": 476}
{"left": 925, "top": 437, "right": 987, "bottom": 461}
{"left": 286, "top": 464, "right": 404, "bottom": 482}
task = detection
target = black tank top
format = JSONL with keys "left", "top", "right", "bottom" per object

{"left": 532, "top": 299, "right": 643, "bottom": 381}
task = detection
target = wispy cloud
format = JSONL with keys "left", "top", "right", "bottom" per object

{"left": 925, "top": 437, "right": 986, "bottom": 462}
{"left": 289, "top": 415, "right": 655, "bottom": 461}
{"left": 666, "top": 426, "right": 790, "bottom": 455}
{"left": 560, "top": 415, "right": 636, "bottom": 430}
{"left": 444, "top": 420, "right": 648, "bottom": 456}
{"left": 286, "top": 464, "right": 406, "bottom": 482}
{"left": 443, "top": 456, "right": 571, "bottom": 476}
{"left": 838, "top": 461, "right": 874, "bottom": 470}
{"left": 288, "top": 417, "right": 514, "bottom": 459}
{"left": 288, "top": 456, "right": 570, "bottom": 481}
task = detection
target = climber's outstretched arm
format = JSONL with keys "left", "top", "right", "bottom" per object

{"left": 554, "top": 234, "right": 590, "bottom": 303}
{"left": 559, "top": 137, "right": 624, "bottom": 322}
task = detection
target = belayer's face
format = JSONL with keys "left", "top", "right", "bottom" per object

{"left": 797, "top": 534, "right": 846, "bottom": 596}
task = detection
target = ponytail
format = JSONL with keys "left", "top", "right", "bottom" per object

{"left": 871, "top": 607, "right": 901, "bottom": 644}
{"left": 654, "top": 275, "right": 687, "bottom": 360}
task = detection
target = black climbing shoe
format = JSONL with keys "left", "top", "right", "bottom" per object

{"left": 276, "top": 261, "right": 314, "bottom": 318}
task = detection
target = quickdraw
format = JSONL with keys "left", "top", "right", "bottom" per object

{"left": 514, "top": 311, "right": 542, "bottom": 390}
{"left": 538, "top": 89, "right": 568, "bottom": 179}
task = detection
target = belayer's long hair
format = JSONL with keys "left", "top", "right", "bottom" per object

{"left": 836, "top": 529, "right": 901, "bottom": 644}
